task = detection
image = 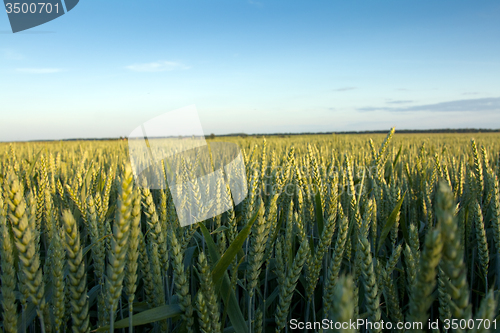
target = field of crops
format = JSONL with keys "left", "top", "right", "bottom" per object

{"left": 1, "top": 129, "right": 500, "bottom": 333}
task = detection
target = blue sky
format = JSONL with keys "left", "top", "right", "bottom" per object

{"left": 1, "top": 0, "right": 500, "bottom": 141}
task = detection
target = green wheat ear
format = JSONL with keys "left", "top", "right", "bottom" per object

{"left": 170, "top": 228, "right": 194, "bottom": 332}
{"left": 470, "top": 139, "right": 484, "bottom": 199}
{"left": 275, "top": 238, "right": 309, "bottom": 332}
{"left": 329, "top": 275, "right": 356, "bottom": 333}
{"left": 62, "top": 209, "right": 90, "bottom": 333}
{"left": 358, "top": 232, "right": 381, "bottom": 333}
{"left": 142, "top": 186, "right": 168, "bottom": 273}
{"left": 435, "top": 181, "right": 470, "bottom": 319}
{"left": 86, "top": 194, "right": 105, "bottom": 287}
{"left": 138, "top": 230, "right": 155, "bottom": 307}
{"left": 0, "top": 197, "right": 18, "bottom": 333}
{"left": 380, "top": 266, "right": 404, "bottom": 328}
{"left": 124, "top": 189, "right": 141, "bottom": 333}
{"left": 306, "top": 211, "right": 337, "bottom": 301}
{"left": 471, "top": 289, "right": 497, "bottom": 333}
{"left": 437, "top": 267, "right": 452, "bottom": 322}
{"left": 105, "top": 164, "right": 133, "bottom": 331}
{"left": 323, "top": 215, "right": 349, "bottom": 316}
{"left": 5, "top": 172, "right": 47, "bottom": 326}
{"left": 197, "top": 251, "right": 221, "bottom": 333}
{"left": 195, "top": 290, "right": 211, "bottom": 333}
{"left": 47, "top": 228, "right": 66, "bottom": 333}
{"left": 248, "top": 200, "right": 266, "bottom": 297}
{"left": 408, "top": 227, "right": 442, "bottom": 329}
{"left": 473, "top": 200, "right": 489, "bottom": 287}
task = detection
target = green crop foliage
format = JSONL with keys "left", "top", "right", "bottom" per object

{"left": 0, "top": 130, "right": 499, "bottom": 333}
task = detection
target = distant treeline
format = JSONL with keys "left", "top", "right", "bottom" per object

{"left": 213, "top": 128, "right": 500, "bottom": 138}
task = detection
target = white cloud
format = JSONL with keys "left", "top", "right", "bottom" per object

{"left": 2, "top": 49, "right": 24, "bottom": 60}
{"left": 126, "top": 61, "right": 190, "bottom": 72}
{"left": 16, "top": 68, "right": 63, "bottom": 74}
{"left": 358, "top": 97, "right": 500, "bottom": 112}
{"left": 248, "top": 0, "right": 263, "bottom": 6}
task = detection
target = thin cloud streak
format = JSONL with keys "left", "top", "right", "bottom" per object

{"left": 358, "top": 97, "right": 500, "bottom": 112}
{"left": 126, "top": 61, "right": 190, "bottom": 72}
{"left": 16, "top": 68, "right": 63, "bottom": 74}
{"left": 332, "top": 87, "right": 356, "bottom": 92}
{"left": 386, "top": 100, "right": 413, "bottom": 104}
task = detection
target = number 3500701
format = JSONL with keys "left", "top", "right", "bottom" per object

{"left": 5, "top": 3, "right": 60, "bottom": 14}
{"left": 442, "top": 319, "right": 496, "bottom": 331}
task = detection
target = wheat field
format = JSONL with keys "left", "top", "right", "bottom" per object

{"left": 0, "top": 129, "right": 499, "bottom": 333}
